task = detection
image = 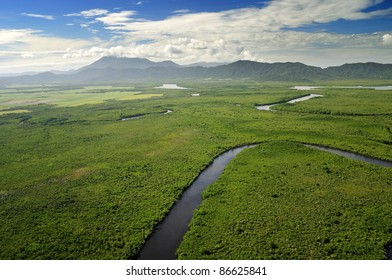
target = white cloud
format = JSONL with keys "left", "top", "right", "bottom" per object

{"left": 63, "top": 46, "right": 129, "bottom": 58}
{"left": 135, "top": 1, "right": 143, "bottom": 6}
{"left": 383, "top": 34, "right": 392, "bottom": 45}
{"left": 172, "top": 9, "right": 191, "bottom": 14}
{"left": 96, "top": 11, "right": 137, "bottom": 26}
{"left": 0, "top": 29, "right": 36, "bottom": 45}
{"left": 65, "top": 9, "right": 108, "bottom": 18}
{"left": 21, "top": 53, "right": 35, "bottom": 58}
{"left": 164, "top": 44, "right": 183, "bottom": 56}
{"left": 0, "top": 28, "right": 98, "bottom": 73}
{"left": 21, "top": 13, "right": 55, "bottom": 20}
{"left": 61, "top": 30, "right": 392, "bottom": 67}
{"left": 102, "top": 0, "right": 392, "bottom": 38}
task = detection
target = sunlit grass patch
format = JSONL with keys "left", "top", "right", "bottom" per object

{"left": 117, "top": 93, "right": 163, "bottom": 101}
{"left": 0, "top": 109, "right": 30, "bottom": 115}
{"left": 0, "top": 86, "right": 164, "bottom": 109}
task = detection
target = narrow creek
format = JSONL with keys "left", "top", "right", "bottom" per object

{"left": 304, "top": 144, "right": 392, "bottom": 167}
{"left": 121, "top": 110, "right": 172, "bottom": 121}
{"left": 256, "top": 94, "right": 323, "bottom": 111}
{"left": 136, "top": 144, "right": 257, "bottom": 260}
{"left": 136, "top": 143, "right": 392, "bottom": 260}
{"left": 387, "top": 244, "right": 392, "bottom": 260}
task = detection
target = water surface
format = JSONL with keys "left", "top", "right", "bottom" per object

{"left": 155, "top": 84, "right": 188, "bottom": 89}
{"left": 136, "top": 145, "right": 256, "bottom": 260}
{"left": 256, "top": 94, "right": 323, "bottom": 111}
{"left": 386, "top": 244, "right": 392, "bottom": 260}
{"left": 293, "top": 86, "right": 392, "bottom": 91}
{"left": 121, "top": 110, "right": 172, "bottom": 121}
{"left": 121, "top": 115, "right": 143, "bottom": 121}
{"left": 304, "top": 144, "right": 392, "bottom": 167}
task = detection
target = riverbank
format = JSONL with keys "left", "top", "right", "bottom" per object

{"left": 178, "top": 141, "right": 392, "bottom": 259}
{"left": 137, "top": 145, "right": 257, "bottom": 260}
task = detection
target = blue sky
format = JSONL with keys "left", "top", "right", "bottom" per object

{"left": 0, "top": 0, "right": 392, "bottom": 73}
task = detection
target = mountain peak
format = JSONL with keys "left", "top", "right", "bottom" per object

{"left": 80, "top": 56, "right": 180, "bottom": 71}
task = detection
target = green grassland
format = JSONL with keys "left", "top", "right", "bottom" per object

{"left": 275, "top": 88, "right": 392, "bottom": 116}
{"left": 0, "top": 85, "right": 162, "bottom": 110}
{"left": 0, "top": 81, "right": 391, "bottom": 259}
{"left": 0, "top": 109, "right": 30, "bottom": 116}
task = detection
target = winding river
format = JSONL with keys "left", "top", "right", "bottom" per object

{"left": 136, "top": 145, "right": 257, "bottom": 260}
{"left": 134, "top": 91, "right": 391, "bottom": 260}
{"left": 136, "top": 142, "right": 392, "bottom": 260}
{"left": 304, "top": 144, "right": 392, "bottom": 167}
{"left": 256, "top": 94, "right": 323, "bottom": 111}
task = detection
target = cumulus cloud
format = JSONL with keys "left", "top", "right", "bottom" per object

{"left": 21, "top": 13, "right": 55, "bottom": 20}
{"left": 60, "top": 30, "right": 391, "bottom": 67}
{"left": 0, "top": 29, "right": 36, "bottom": 45}
{"left": 383, "top": 34, "right": 392, "bottom": 45}
{"left": 63, "top": 46, "right": 129, "bottom": 58}
{"left": 164, "top": 44, "right": 183, "bottom": 56}
{"left": 0, "top": 28, "right": 95, "bottom": 68}
{"left": 21, "top": 53, "right": 35, "bottom": 58}
{"left": 65, "top": 9, "right": 108, "bottom": 18}
{"left": 0, "top": 29, "right": 91, "bottom": 53}
{"left": 96, "top": 11, "right": 137, "bottom": 26}
{"left": 100, "top": 0, "right": 392, "bottom": 39}
{"left": 61, "top": 1, "right": 392, "bottom": 45}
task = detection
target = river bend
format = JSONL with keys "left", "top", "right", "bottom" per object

{"left": 136, "top": 145, "right": 256, "bottom": 260}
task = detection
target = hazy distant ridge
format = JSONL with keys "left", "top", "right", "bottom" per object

{"left": 77, "top": 57, "right": 180, "bottom": 71}
{"left": 1, "top": 57, "right": 392, "bottom": 85}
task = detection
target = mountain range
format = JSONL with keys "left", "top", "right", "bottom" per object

{"left": 1, "top": 57, "right": 392, "bottom": 85}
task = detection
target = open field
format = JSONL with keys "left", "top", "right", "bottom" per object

{"left": 0, "top": 85, "right": 162, "bottom": 110}
{"left": 0, "top": 81, "right": 391, "bottom": 259}
{"left": 0, "top": 109, "right": 30, "bottom": 116}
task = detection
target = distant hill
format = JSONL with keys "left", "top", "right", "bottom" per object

{"left": 1, "top": 57, "right": 392, "bottom": 85}
{"left": 183, "top": 62, "right": 227, "bottom": 68}
{"left": 323, "top": 62, "right": 392, "bottom": 79}
{"left": 78, "top": 56, "right": 180, "bottom": 71}
{"left": 3, "top": 71, "right": 59, "bottom": 84}
{"left": 204, "top": 61, "right": 328, "bottom": 81}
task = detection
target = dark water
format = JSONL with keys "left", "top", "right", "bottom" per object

{"left": 122, "top": 110, "right": 172, "bottom": 121}
{"left": 136, "top": 145, "right": 256, "bottom": 260}
{"left": 121, "top": 114, "right": 144, "bottom": 121}
{"left": 386, "top": 244, "right": 392, "bottom": 260}
{"left": 304, "top": 144, "right": 392, "bottom": 167}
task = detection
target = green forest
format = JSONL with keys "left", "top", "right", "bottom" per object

{"left": 0, "top": 81, "right": 391, "bottom": 259}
